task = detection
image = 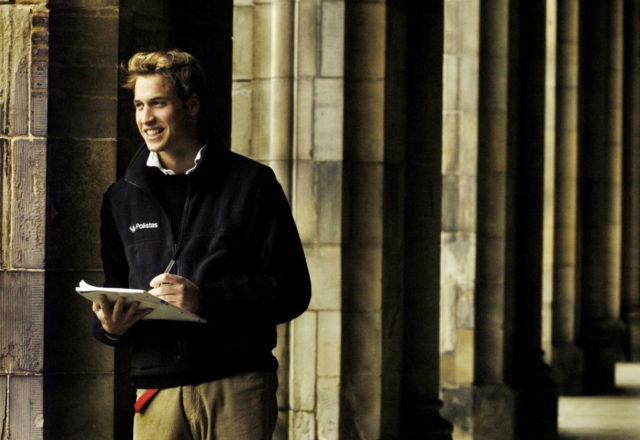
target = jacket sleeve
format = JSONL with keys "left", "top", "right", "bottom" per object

{"left": 92, "top": 186, "right": 133, "bottom": 346}
{"left": 198, "top": 168, "right": 311, "bottom": 324}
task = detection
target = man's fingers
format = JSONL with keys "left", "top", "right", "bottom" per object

{"left": 135, "top": 308, "right": 154, "bottom": 320}
{"left": 112, "top": 296, "right": 126, "bottom": 319}
{"left": 125, "top": 300, "right": 139, "bottom": 315}
{"left": 93, "top": 294, "right": 111, "bottom": 319}
{"left": 127, "top": 307, "right": 154, "bottom": 325}
{"left": 124, "top": 301, "right": 153, "bottom": 320}
{"left": 150, "top": 273, "right": 174, "bottom": 288}
{"left": 96, "top": 294, "right": 111, "bottom": 310}
{"left": 124, "top": 301, "right": 143, "bottom": 319}
{"left": 91, "top": 294, "right": 153, "bottom": 336}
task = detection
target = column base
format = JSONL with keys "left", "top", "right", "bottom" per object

{"left": 581, "top": 318, "right": 626, "bottom": 394}
{"left": 515, "top": 361, "right": 559, "bottom": 440}
{"left": 440, "top": 383, "right": 516, "bottom": 440}
{"left": 623, "top": 309, "right": 640, "bottom": 361}
{"left": 552, "top": 342, "right": 584, "bottom": 395}
{"left": 400, "top": 397, "right": 453, "bottom": 440}
{"left": 473, "top": 383, "right": 516, "bottom": 440}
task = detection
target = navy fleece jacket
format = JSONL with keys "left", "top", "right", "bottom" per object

{"left": 95, "top": 143, "right": 311, "bottom": 388}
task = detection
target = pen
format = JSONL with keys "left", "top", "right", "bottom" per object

{"left": 162, "top": 244, "right": 183, "bottom": 280}
{"left": 164, "top": 258, "right": 177, "bottom": 274}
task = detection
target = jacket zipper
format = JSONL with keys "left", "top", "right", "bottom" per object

{"left": 173, "top": 177, "right": 193, "bottom": 276}
{"left": 124, "top": 175, "right": 193, "bottom": 366}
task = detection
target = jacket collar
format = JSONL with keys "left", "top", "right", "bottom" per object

{"left": 146, "top": 146, "right": 206, "bottom": 175}
{"left": 123, "top": 138, "right": 230, "bottom": 191}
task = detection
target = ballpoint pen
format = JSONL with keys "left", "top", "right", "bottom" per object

{"left": 162, "top": 245, "right": 183, "bottom": 283}
{"left": 164, "top": 258, "right": 177, "bottom": 274}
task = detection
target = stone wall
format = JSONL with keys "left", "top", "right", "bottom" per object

{"left": 0, "top": 3, "right": 48, "bottom": 439}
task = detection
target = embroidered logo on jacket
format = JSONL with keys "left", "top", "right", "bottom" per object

{"left": 129, "top": 222, "right": 159, "bottom": 233}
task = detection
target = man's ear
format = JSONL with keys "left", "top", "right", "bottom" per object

{"left": 186, "top": 93, "right": 200, "bottom": 116}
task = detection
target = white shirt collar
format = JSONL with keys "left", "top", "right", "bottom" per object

{"left": 146, "top": 145, "right": 207, "bottom": 175}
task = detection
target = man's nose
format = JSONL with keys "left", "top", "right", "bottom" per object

{"left": 141, "top": 107, "right": 155, "bottom": 123}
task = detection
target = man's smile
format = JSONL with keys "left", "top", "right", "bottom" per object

{"left": 144, "top": 128, "right": 164, "bottom": 137}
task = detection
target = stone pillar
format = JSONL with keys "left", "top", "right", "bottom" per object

{"left": 232, "top": 0, "right": 298, "bottom": 435}
{"left": 341, "top": 0, "right": 390, "bottom": 437}
{"left": 342, "top": 1, "right": 417, "bottom": 437}
{"left": 509, "top": 1, "right": 558, "bottom": 437}
{"left": 233, "top": 0, "right": 301, "bottom": 437}
{"left": 551, "top": 0, "right": 584, "bottom": 395}
{"left": 290, "top": 0, "right": 345, "bottom": 434}
{"left": 542, "top": 0, "right": 557, "bottom": 367}
{"left": 45, "top": 2, "right": 122, "bottom": 438}
{"left": 232, "top": 0, "right": 294, "bottom": 188}
{"left": 399, "top": 1, "right": 452, "bottom": 439}
{"left": 440, "top": 0, "right": 517, "bottom": 438}
{"left": 622, "top": 0, "right": 640, "bottom": 362}
{"left": 233, "top": 0, "right": 344, "bottom": 438}
{"left": 579, "top": 0, "right": 626, "bottom": 394}
{"left": 0, "top": 5, "right": 48, "bottom": 438}
{"left": 232, "top": 1, "right": 295, "bottom": 431}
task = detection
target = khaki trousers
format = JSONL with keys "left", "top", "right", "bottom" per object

{"left": 133, "top": 372, "right": 278, "bottom": 440}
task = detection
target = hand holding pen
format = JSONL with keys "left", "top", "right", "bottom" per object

{"left": 148, "top": 246, "right": 201, "bottom": 313}
{"left": 161, "top": 257, "right": 177, "bottom": 286}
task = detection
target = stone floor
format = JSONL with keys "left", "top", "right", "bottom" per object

{"left": 558, "top": 363, "right": 640, "bottom": 439}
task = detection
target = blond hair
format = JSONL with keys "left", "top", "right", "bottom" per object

{"left": 122, "top": 49, "right": 209, "bottom": 139}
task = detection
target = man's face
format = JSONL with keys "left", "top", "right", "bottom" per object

{"left": 133, "top": 74, "right": 197, "bottom": 157}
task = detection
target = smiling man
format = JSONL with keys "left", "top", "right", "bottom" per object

{"left": 134, "top": 72, "right": 201, "bottom": 174}
{"left": 91, "top": 50, "right": 311, "bottom": 440}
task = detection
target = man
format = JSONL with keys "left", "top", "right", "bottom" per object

{"left": 92, "top": 49, "right": 311, "bottom": 440}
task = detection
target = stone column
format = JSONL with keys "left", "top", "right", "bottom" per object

{"left": 232, "top": 0, "right": 294, "bottom": 188}
{"left": 291, "top": 0, "right": 346, "bottom": 437}
{"left": 233, "top": 0, "right": 346, "bottom": 438}
{"left": 341, "top": 1, "right": 411, "bottom": 438}
{"left": 509, "top": 1, "right": 558, "bottom": 438}
{"left": 551, "top": 0, "right": 584, "bottom": 394}
{"left": 399, "top": 1, "right": 452, "bottom": 438}
{"left": 0, "top": 5, "right": 48, "bottom": 438}
{"left": 622, "top": 0, "right": 640, "bottom": 362}
{"left": 440, "top": 0, "right": 482, "bottom": 435}
{"left": 579, "top": 0, "right": 626, "bottom": 394}
{"left": 440, "top": 1, "right": 517, "bottom": 439}
{"left": 542, "top": 0, "right": 557, "bottom": 367}
{"left": 45, "top": 2, "right": 122, "bottom": 438}
{"left": 289, "top": 0, "right": 346, "bottom": 434}
{"left": 232, "top": 1, "right": 297, "bottom": 437}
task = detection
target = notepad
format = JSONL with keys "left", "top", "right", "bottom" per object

{"left": 76, "top": 280, "right": 207, "bottom": 324}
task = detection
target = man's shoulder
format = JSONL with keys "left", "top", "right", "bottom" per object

{"left": 106, "top": 176, "right": 133, "bottom": 192}
{"left": 102, "top": 174, "right": 144, "bottom": 206}
{"left": 210, "top": 148, "right": 276, "bottom": 182}
{"left": 223, "top": 148, "right": 270, "bottom": 170}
